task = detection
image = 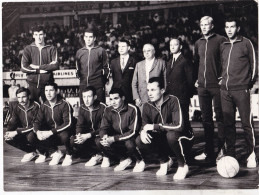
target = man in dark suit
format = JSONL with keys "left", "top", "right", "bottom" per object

{"left": 110, "top": 39, "right": 137, "bottom": 103}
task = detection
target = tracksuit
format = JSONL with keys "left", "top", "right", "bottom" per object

{"left": 6, "top": 101, "right": 40, "bottom": 153}
{"left": 194, "top": 33, "right": 226, "bottom": 159}
{"left": 97, "top": 103, "right": 142, "bottom": 161}
{"left": 220, "top": 35, "right": 257, "bottom": 157}
{"left": 136, "top": 94, "right": 193, "bottom": 166}
{"left": 21, "top": 42, "right": 59, "bottom": 103}
{"left": 76, "top": 45, "right": 110, "bottom": 104}
{"left": 34, "top": 96, "right": 73, "bottom": 155}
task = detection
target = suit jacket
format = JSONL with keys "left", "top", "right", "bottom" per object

{"left": 111, "top": 56, "right": 137, "bottom": 103}
{"left": 132, "top": 58, "right": 166, "bottom": 103}
{"left": 166, "top": 54, "right": 194, "bottom": 103}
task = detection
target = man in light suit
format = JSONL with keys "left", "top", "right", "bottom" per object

{"left": 132, "top": 44, "right": 166, "bottom": 109}
{"left": 110, "top": 39, "right": 137, "bottom": 104}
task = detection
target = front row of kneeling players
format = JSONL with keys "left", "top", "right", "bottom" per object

{"left": 5, "top": 77, "right": 193, "bottom": 180}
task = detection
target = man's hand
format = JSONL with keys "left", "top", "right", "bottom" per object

{"left": 100, "top": 135, "right": 114, "bottom": 147}
{"left": 40, "top": 70, "right": 48, "bottom": 74}
{"left": 36, "top": 131, "right": 44, "bottom": 140}
{"left": 30, "top": 64, "right": 40, "bottom": 69}
{"left": 143, "top": 124, "right": 154, "bottom": 131}
{"left": 194, "top": 80, "right": 198, "bottom": 88}
{"left": 37, "top": 130, "right": 53, "bottom": 140}
{"left": 4, "top": 131, "right": 17, "bottom": 140}
{"left": 135, "top": 99, "right": 142, "bottom": 107}
{"left": 140, "top": 130, "right": 152, "bottom": 144}
{"left": 74, "top": 133, "right": 91, "bottom": 144}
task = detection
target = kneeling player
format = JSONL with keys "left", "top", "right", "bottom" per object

{"left": 34, "top": 82, "right": 73, "bottom": 166}
{"left": 135, "top": 77, "right": 191, "bottom": 179}
{"left": 70, "top": 86, "right": 106, "bottom": 166}
{"left": 5, "top": 87, "right": 40, "bottom": 163}
{"left": 96, "top": 88, "right": 143, "bottom": 171}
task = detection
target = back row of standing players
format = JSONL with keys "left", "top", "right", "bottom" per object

{"left": 5, "top": 16, "right": 257, "bottom": 180}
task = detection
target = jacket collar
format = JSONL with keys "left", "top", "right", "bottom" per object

{"left": 43, "top": 95, "right": 63, "bottom": 108}
{"left": 81, "top": 44, "right": 99, "bottom": 50}
{"left": 147, "top": 94, "right": 170, "bottom": 108}
{"left": 30, "top": 42, "right": 51, "bottom": 48}
{"left": 81, "top": 100, "right": 102, "bottom": 111}
{"left": 223, "top": 35, "right": 243, "bottom": 44}
{"left": 18, "top": 100, "right": 36, "bottom": 111}
{"left": 200, "top": 33, "right": 216, "bottom": 40}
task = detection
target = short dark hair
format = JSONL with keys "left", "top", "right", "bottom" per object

{"left": 109, "top": 88, "right": 125, "bottom": 98}
{"left": 16, "top": 87, "right": 30, "bottom": 97}
{"left": 44, "top": 82, "right": 58, "bottom": 91}
{"left": 119, "top": 38, "right": 130, "bottom": 46}
{"left": 32, "top": 25, "right": 45, "bottom": 34}
{"left": 148, "top": 77, "right": 165, "bottom": 89}
{"left": 170, "top": 37, "right": 183, "bottom": 46}
{"left": 225, "top": 17, "right": 240, "bottom": 27}
{"left": 82, "top": 86, "right": 96, "bottom": 96}
{"left": 84, "top": 28, "right": 97, "bottom": 37}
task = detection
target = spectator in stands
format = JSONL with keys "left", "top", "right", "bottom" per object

{"left": 34, "top": 82, "right": 73, "bottom": 166}
{"left": 110, "top": 38, "right": 137, "bottom": 103}
{"left": 4, "top": 87, "right": 40, "bottom": 163}
{"left": 96, "top": 88, "right": 143, "bottom": 172}
{"left": 21, "top": 25, "right": 59, "bottom": 103}
{"left": 7, "top": 78, "right": 20, "bottom": 122}
{"left": 70, "top": 86, "right": 106, "bottom": 166}
{"left": 76, "top": 28, "right": 109, "bottom": 104}
{"left": 132, "top": 43, "right": 166, "bottom": 110}
{"left": 193, "top": 16, "right": 226, "bottom": 165}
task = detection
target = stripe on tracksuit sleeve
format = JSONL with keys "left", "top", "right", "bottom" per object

{"left": 56, "top": 101, "right": 72, "bottom": 133}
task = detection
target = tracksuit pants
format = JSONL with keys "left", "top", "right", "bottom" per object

{"left": 221, "top": 89, "right": 255, "bottom": 157}
{"left": 198, "top": 87, "right": 225, "bottom": 158}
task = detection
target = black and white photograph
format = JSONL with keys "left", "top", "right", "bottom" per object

{"left": 1, "top": 0, "right": 259, "bottom": 193}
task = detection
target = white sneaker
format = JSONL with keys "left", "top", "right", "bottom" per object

{"left": 62, "top": 154, "right": 72, "bottom": 166}
{"left": 194, "top": 152, "right": 207, "bottom": 160}
{"left": 173, "top": 165, "right": 189, "bottom": 180}
{"left": 35, "top": 154, "right": 46, "bottom": 164}
{"left": 156, "top": 158, "right": 172, "bottom": 176}
{"left": 101, "top": 157, "right": 110, "bottom": 168}
{"left": 133, "top": 160, "right": 145, "bottom": 172}
{"left": 114, "top": 158, "right": 132, "bottom": 171}
{"left": 247, "top": 151, "right": 257, "bottom": 168}
{"left": 85, "top": 154, "right": 103, "bottom": 167}
{"left": 21, "top": 152, "right": 37, "bottom": 162}
{"left": 49, "top": 150, "right": 63, "bottom": 166}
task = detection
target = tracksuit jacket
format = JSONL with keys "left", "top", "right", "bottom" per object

{"left": 141, "top": 94, "right": 183, "bottom": 132}
{"left": 21, "top": 42, "right": 59, "bottom": 88}
{"left": 99, "top": 103, "right": 141, "bottom": 141}
{"left": 76, "top": 45, "right": 110, "bottom": 89}
{"left": 220, "top": 35, "right": 257, "bottom": 90}
{"left": 76, "top": 101, "right": 106, "bottom": 137}
{"left": 7, "top": 101, "right": 40, "bottom": 134}
{"left": 34, "top": 96, "right": 72, "bottom": 134}
{"left": 194, "top": 33, "right": 226, "bottom": 88}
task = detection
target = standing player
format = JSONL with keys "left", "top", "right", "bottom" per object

{"left": 135, "top": 77, "right": 189, "bottom": 179}
{"left": 220, "top": 17, "right": 257, "bottom": 167}
{"left": 110, "top": 38, "right": 137, "bottom": 103}
{"left": 194, "top": 16, "right": 226, "bottom": 164}
{"left": 70, "top": 86, "right": 106, "bottom": 166}
{"left": 34, "top": 82, "right": 73, "bottom": 166}
{"left": 96, "top": 88, "right": 143, "bottom": 171}
{"left": 76, "top": 28, "right": 110, "bottom": 104}
{"left": 21, "top": 25, "right": 59, "bottom": 103}
{"left": 4, "top": 87, "right": 40, "bottom": 163}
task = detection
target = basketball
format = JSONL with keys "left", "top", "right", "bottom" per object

{"left": 217, "top": 156, "right": 239, "bottom": 178}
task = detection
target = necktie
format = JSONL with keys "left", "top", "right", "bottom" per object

{"left": 121, "top": 58, "right": 125, "bottom": 70}
{"left": 171, "top": 57, "right": 175, "bottom": 69}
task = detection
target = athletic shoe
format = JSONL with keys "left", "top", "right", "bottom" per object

{"left": 173, "top": 164, "right": 189, "bottom": 180}
{"left": 114, "top": 158, "right": 132, "bottom": 171}
{"left": 35, "top": 154, "right": 46, "bottom": 164}
{"left": 101, "top": 157, "right": 110, "bottom": 168}
{"left": 133, "top": 160, "right": 145, "bottom": 172}
{"left": 247, "top": 151, "right": 257, "bottom": 168}
{"left": 194, "top": 152, "right": 207, "bottom": 160}
{"left": 85, "top": 154, "right": 103, "bottom": 167}
{"left": 49, "top": 150, "right": 63, "bottom": 166}
{"left": 62, "top": 154, "right": 72, "bottom": 166}
{"left": 156, "top": 157, "right": 173, "bottom": 176}
{"left": 21, "top": 152, "right": 37, "bottom": 162}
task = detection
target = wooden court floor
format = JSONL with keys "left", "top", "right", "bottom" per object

{"left": 3, "top": 122, "right": 259, "bottom": 191}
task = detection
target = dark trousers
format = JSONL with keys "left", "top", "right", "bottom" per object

{"left": 79, "top": 85, "right": 105, "bottom": 105}
{"left": 179, "top": 99, "right": 192, "bottom": 133}
{"left": 198, "top": 87, "right": 225, "bottom": 158}
{"left": 221, "top": 89, "right": 255, "bottom": 157}
{"left": 28, "top": 83, "right": 46, "bottom": 104}
{"left": 96, "top": 137, "right": 142, "bottom": 162}
{"left": 37, "top": 130, "right": 72, "bottom": 155}
{"left": 5, "top": 131, "right": 38, "bottom": 153}
{"left": 136, "top": 131, "right": 192, "bottom": 166}
{"left": 70, "top": 135, "right": 100, "bottom": 157}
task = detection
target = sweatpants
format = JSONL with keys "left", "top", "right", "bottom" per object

{"left": 221, "top": 89, "right": 255, "bottom": 157}
{"left": 96, "top": 137, "right": 142, "bottom": 162}
{"left": 79, "top": 85, "right": 105, "bottom": 105}
{"left": 198, "top": 87, "right": 225, "bottom": 158}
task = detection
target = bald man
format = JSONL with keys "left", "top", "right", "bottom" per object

{"left": 132, "top": 44, "right": 166, "bottom": 109}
